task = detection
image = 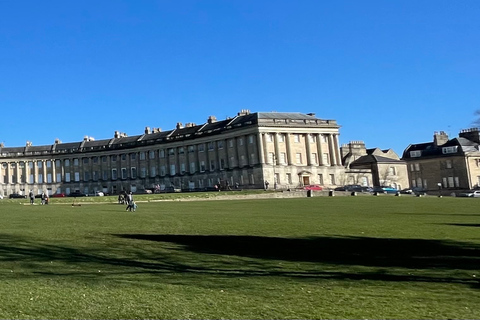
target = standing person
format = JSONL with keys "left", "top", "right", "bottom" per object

{"left": 29, "top": 190, "right": 34, "bottom": 205}
{"left": 264, "top": 180, "right": 270, "bottom": 190}
{"left": 41, "top": 191, "right": 46, "bottom": 205}
{"left": 125, "top": 192, "right": 133, "bottom": 211}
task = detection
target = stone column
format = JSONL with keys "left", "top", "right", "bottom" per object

{"left": 42, "top": 160, "right": 47, "bottom": 185}
{"left": 285, "top": 133, "right": 293, "bottom": 165}
{"left": 51, "top": 160, "right": 56, "bottom": 183}
{"left": 273, "top": 133, "right": 280, "bottom": 165}
{"left": 333, "top": 134, "right": 342, "bottom": 166}
{"left": 257, "top": 133, "right": 265, "bottom": 164}
{"left": 15, "top": 161, "right": 20, "bottom": 185}
{"left": 328, "top": 134, "right": 336, "bottom": 166}
{"left": 316, "top": 134, "right": 324, "bottom": 166}
{"left": 305, "top": 134, "right": 312, "bottom": 166}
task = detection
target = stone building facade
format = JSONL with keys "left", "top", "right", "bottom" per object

{"left": 341, "top": 141, "right": 409, "bottom": 190}
{"left": 0, "top": 110, "right": 346, "bottom": 196}
{"left": 402, "top": 129, "right": 480, "bottom": 192}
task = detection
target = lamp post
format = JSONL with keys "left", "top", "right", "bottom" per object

{"left": 437, "top": 182, "right": 442, "bottom": 198}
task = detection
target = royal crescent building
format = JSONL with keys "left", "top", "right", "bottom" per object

{"left": 0, "top": 110, "right": 346, "bottom": 196}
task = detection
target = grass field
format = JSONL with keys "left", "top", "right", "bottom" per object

{"left": 0, "top": 194, "right": 479, "bottom": 319}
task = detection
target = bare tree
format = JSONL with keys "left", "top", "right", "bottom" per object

{"left": 473, "top": 110, "right": 480, "bottom": 127}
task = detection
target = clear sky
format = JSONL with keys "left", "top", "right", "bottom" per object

{"left": 1, "top": 0, "right": 479, "bottom": 156}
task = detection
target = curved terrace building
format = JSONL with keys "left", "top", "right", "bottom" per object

{"left": 0, "top": 110, "right": 345, "bottom": 196}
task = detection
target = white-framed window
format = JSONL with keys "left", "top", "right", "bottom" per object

{"left": 446, "top": 160, "right": 452, "bottom": 169}
{"left": 311, "top": 153, "right": 317, "bottom": 164}
{"left": 267, "top": 134, "right": 273, "bottom": 142}
{"left": 56, "top": 173, "right": 62, "bottom": 182}
{"left": 410, "top": 150, "right": 421, "bottom": 157}
{"left": 218, "top": 140, "right": 224, "bottom": 148}
{"left": 309, "top": 135, "right": 316, "bottom": 143}
{"left": 111, "top": 155, "right": 117, "bottom": 162}
{"left": 139, "top": 152, "right": 146, "bottom": 160}
{"left": 322, "top": 135, "right": 327, "bottom": 143}
{"left": 388, "top": 167, "right": 396, "bottom": 175}
{"left": 121, "top": 154, "right": 126, "bottom": 161}
{"left": 179, "top": 147, "right": 184, "bottom": 154}
{"left": 442, "top": 177, "right": 447, "bottom": 188}
{"left": 168, "top": 148, "right": 175, "bottom": 156}
{"left": 190, "top": 162, "right": 196, "bottom": 173}
{"left": 150, "top": 166, "right": 156, "bottom": 177}
{"left": 74, "top": 172, "right": 80, "bottom": 182}
{"left": 121, "top": 168, "right": 127, "bottom": 179}
{"left": 296, "top": 153, "right": 302, "bottom": 164}
{"left": 286, "top": 173, "right": 292, "bottom": 184}
{"left": 188, "top": 145, "right": 195, "bottom": 153}
{"left": 37, "top": 161, "right": 43, "bottom": 168}
{"left": 442, "top": 146, "right": 458, "bottom": 154}
{"left": 323, "top": 153, "right": 329, "bottom": 165}
{"left": 208, "top": 142, "right": 214, "bottom": 151}
{"left": 329, "top": 174, "right": 335, "bottom": 185}
{"left": 65, "top": 172, "right": 71, "bottom": 182}
{"left": 447, "top": 176, "right": 454, "bottom": 188}
{"left": 229, "top": 140, "right": 234, "bottom": 148}
{"left": 64, "top": 159, "right": 70, "bottom": 166}
{"left": 248, "top": 136, "right": 254, "bottom": 144}
{"left": 159, "top": 149, "right": 165, "bottom": 158}
{"left": 149, "top": 151, "right": 155, "bottom": 159}
{"left": 160, "top": 165, "right": 166, "bottom": 176}
{"left": 73, "top": 158, "right": 79, "bottom": 166}
{"left": 140, "top": 167, "right": 146, "bottom": 178}
{"left": 410, "top": 164, "right": 414, "bottom": 172}
{"left": 414, "top": 163, "right": 420, "bottom": 171}
{"left": 47, "top": 173, "right": 52, "bottom": 183}
{"left": 238, "top": 138, "right": 244, "bottom": 146}
{"left": 170, "top": 164, "right": 176, "bottom": 175}
{"left": 46, "top": 161, "right": 52, "bottom": 168}
{"left": 180, "top": 163, "right": 186, "bottom": 174}
{"left": 454, "top": 176, "right": 459, "bottom": 187}
{"left": 198, "top": 144, "right": 205, "bottom": 152}
{"left": 318, "top": 174, "right": 323, "bottom": 185}
{"left": 294, "top": 134, "right": 300, "bottom": 143}
{"left": 278, "top": 134, "right": 285, "bottom": 143}
{"left": 268, "top": 152, "right": 275, "bottom": 164}
{"left": 131, "top": 167, "right": 137, "bottom": 179}
{"left": 280, "top": 152, "right": 286, "bottom": 164}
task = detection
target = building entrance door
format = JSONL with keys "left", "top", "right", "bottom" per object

{"left": 302, "top": 176, "right": 310, "bottom": 185}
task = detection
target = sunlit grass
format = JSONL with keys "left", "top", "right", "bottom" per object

{"left": 0, "top": 195, "right": 479, "bottom": 319}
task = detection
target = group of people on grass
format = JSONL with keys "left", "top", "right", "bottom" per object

{"left": 28, "top": 190, "right": 49, "bottom": 205}
{"left": 118, "top": 191, "right": 137, "bottom": 212}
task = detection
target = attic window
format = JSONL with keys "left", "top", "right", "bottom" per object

{"left": 410, "top": 150, "right": 421, "bottom": 157}
{"left": 442, "top": 146, "right": 458, "bottom": 154}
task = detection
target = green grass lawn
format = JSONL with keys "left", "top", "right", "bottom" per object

{"left": 0, "top": 194, "right": 479, "bottom": 319}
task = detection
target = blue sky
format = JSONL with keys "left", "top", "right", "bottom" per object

{"left": 1, "top": 0, "right": 479, "bottom": 156}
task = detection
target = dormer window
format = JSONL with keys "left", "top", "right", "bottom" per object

{"left": 442, "top": 146, "right": 458, "bottom": 154}
{"left": 410, "top": 150, "right": 421, "bottom": 157}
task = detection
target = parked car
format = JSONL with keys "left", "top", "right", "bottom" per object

{"left": 9, "top": 193, "right": 27, "bottom": 199}
{"left": 95, "top": 191, "right": 104, "bottom": 196}
{"left": 51, "top": 193, "right": 66, "bottom": 198}
{"left": 68, "top": 191, "right": 87, "bottom": 197}
{"left": 458, "top": 190, "right": 480, "bottom": 197}
{"left": 0, "top": 194, "right": 3, "bottom": 200}
{"left": 372, "top": 186, "right": 399, "bottom": 194}
{"left": 399, "top": 187, "right": 427, "bottom": 195}
{"left": 304, "top": 185, "right": 323, "bottom": 191}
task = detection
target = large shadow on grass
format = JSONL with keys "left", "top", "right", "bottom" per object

{"left": 0, "top": 233, "right": 479, "bottom": 287}
{"left": 116, "top": 234, "right": 480, "bottom": 271}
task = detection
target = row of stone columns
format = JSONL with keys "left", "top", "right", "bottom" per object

{"left": 259, "top": 132, "right": 342, "bottom": 166}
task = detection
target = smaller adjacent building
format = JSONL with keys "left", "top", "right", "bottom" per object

{"left": 402, "top": 128, "right": 480, "bottom": 193}
{"left": 341, "top": 141, "right": 408, "bottom": 189}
